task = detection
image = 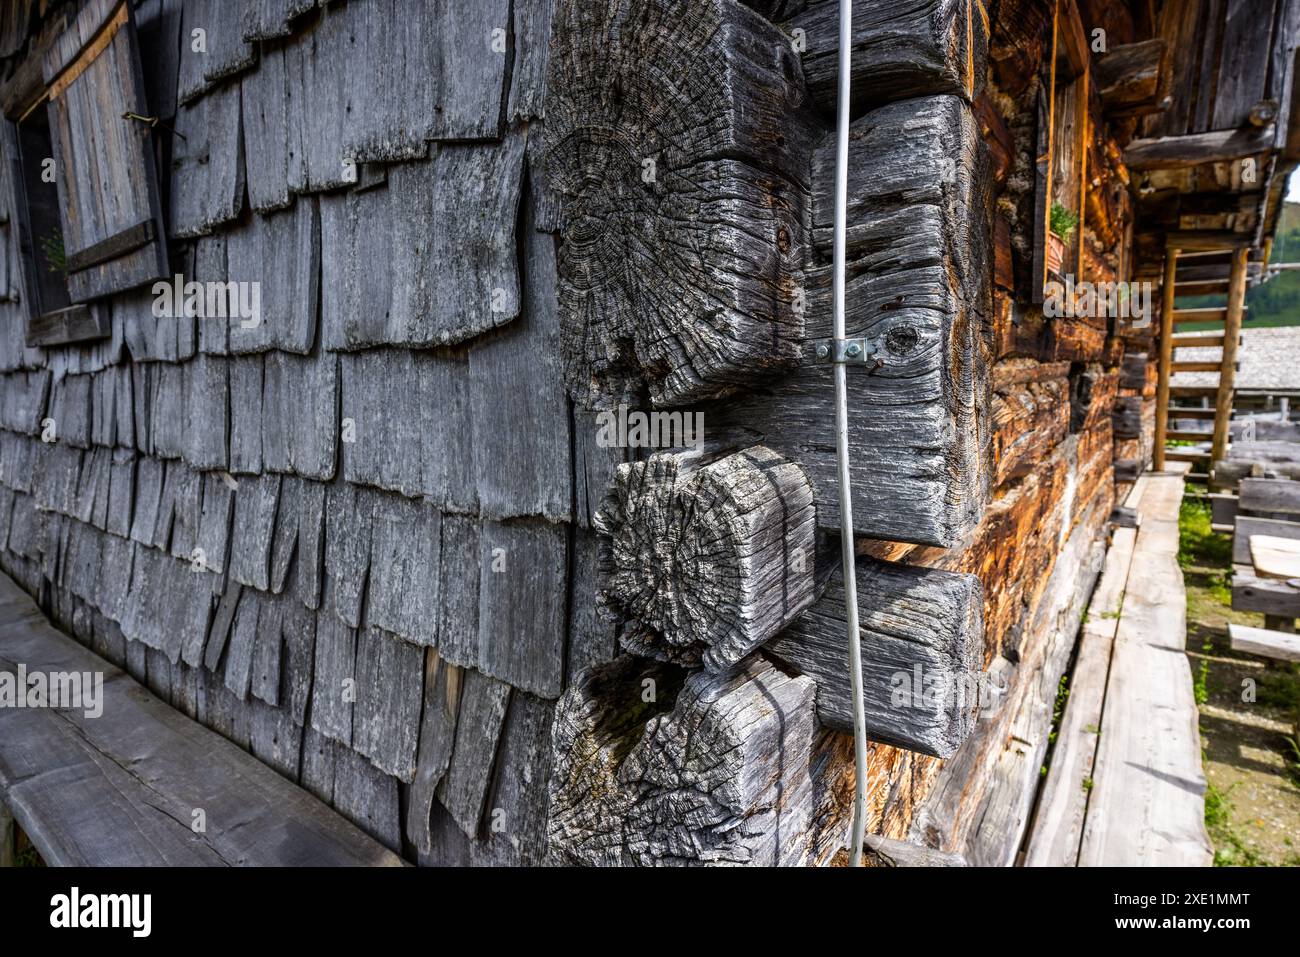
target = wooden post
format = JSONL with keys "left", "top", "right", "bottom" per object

{"left": 1153, "top": 247, "right": 1179, "bottom": 470}
{"left": 1212, "top": 247, "right": 1249, "bottom": 464}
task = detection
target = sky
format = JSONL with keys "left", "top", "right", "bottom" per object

{"left": 1288, "top": 167, "right": 1300, "bottom": 203}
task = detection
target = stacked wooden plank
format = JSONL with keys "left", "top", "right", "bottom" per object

{"left": 1024, "top": 472, "right": 1213, "bottom": 866}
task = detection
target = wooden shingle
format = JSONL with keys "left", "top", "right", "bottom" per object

{"left": 353, "top": 626, "right": 425, "bottom": 782}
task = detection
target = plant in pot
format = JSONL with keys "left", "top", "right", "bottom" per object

{"left": 1047, "top": 202, "right": 1078, "bottom": 276}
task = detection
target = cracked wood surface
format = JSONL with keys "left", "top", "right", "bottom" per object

{"left": 543, "top": 0, "right": 813, "bottom": 407}
{"left": 595, "top": 445, "right": 817, "bottom": 671}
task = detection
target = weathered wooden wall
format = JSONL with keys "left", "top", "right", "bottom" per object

{"left": 0, "top": 0, "right": 589, "bottom": 865}
{"left": 0, "top": 0, "right": 1174, "bottom": 866}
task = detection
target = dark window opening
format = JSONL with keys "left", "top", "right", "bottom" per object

{"left": 13, "top": 107, "right": 72, "bottom": 320}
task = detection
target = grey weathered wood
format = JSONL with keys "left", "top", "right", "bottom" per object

{"left": 787, "top": 0, "right": 987, "bottom": 116}
{"left": 228, "top": 355, "right": 264, "bottom": 474}
{"left": 223, "top": 199, "right": 320, "bottom": 354}
{"left": 471, "top": 690, "right": 556, "bottom": 866}
{"left": 202, "top": 580, "right": 241, "bottom": 672}
{"left": 862, "top": 833, "right": 968, "bottom": 867}
{"left": 352, "top": 627, "right": 424, "bottom": 782}
{"left": 223, "top": 586, "right": 259, "bottom": 699}
{"left": 548, "top": 655, "right": 818, "bottom": 866}
{"left": 1024, "top": 524, "right": 1137, "bottom": 867}
{"left": 341, "top": 0, "right": 435, "bottom": 162}
{"left": 1228, "top": 622, "right": 1300, "bottom": 662}
{"left": 329, "top": 743, "right": 402, "bottom": 853}
{"left": 476, "top": 519, "right": 568, "bottom": 699}
{"left": 543, "top": 0, "right": 812, "bottom": 407}
{"left": 1232, "top": 563, "right": 1300, "bottom": 618}
{"left": 766, "top": 558, "right": 983, "bottom": 757}
{"left": 279, "top": 599, "right": 314, "bottom": 724}
{"left": 249, "top": 595, "right": 282, "bottom": 706}
{"left": 365, "top": 495, "right": 440, "bottom": 648}
{"left": 507, "top": 0, "right": 553, "bottom": 122}
{"left": 436, "top": 515, "right": 481, "bottom": 670}
{"left": 468, "top": 196, "right": 571, "bottom": 523}
{"left": 596, "top": 445, "right": 817, "bottom": 671}
{"left": 340, "top": 349, "right": 474, "bottom": 509}
{"left": 320, "top": 135, "right": 525, "bottom": 350}
{"left": 0, "top": 572, "right": 403, "bottom": 866}
{"left": 719, "top": 94, "right": 991, "bottom": 546}
{"left": 43, "top": 0, "right": 169, "bottom": 303}
{"left": 240, "top": 39, "right": 291, "bottom": 211}
{"left": 1210, "top": 492, "right": 1239, "bottom": 528}
{"left": 1078, "top": 474, "right": 1213, "bottom": 866}
{"left": 431, "top": 0, "right": 509, "bottom": 140}
{"left": 1232, "top": 515, "right": 1300, "bottom": 565}
{"left": 309, "top": 602, "right": 356, "bottom": 747}
{"left": 261, "top": 350, "right": 336, "bottom": 481}
{"left": 436, "top": 666, "right": 511, "bottom": 839}
{"left": 228, "top": 473, "right": 280, "bottom": 591}
{"left": 1112, "top": 395, "right": 1143, "bottom": 440}
{"left": 1239, "top": 478, "right": 1300, "bottom": 516}
{"left": 268, "top": 475, "right": 300, "bottom": 593}
{"left": 324, "top": 483, "right": 373, "bottom": 629}
{"left": 170, "top": 80, "right": 244, "bottom": 237}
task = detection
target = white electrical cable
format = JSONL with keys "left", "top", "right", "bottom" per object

{"left": 832, "top": 0, "right": 869, "bottom": 868}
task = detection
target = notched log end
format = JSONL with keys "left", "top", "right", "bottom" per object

{"left": 548, "top": 654, "right": 819, "bottom": 866}
{"left": 595, "top": 445, "right": 818, "bottom": 671}
{"left": 544, "top": 0, "right": 812, "bottom": 409}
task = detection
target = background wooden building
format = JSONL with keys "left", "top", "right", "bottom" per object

{"left": 0, "top": 0, "right": 1296, "bottom": 866}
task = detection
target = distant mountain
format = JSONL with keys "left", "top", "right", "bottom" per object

{"left": 1241, "top": 201, "right": 1300, "bottom": 326}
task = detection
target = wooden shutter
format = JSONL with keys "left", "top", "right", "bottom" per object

{"left": 42, "top": 0, "right": 167, "bottom": 303}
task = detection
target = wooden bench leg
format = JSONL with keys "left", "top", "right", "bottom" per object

{"left": 0, "top": 799, "right": 14, "bottom": 868}
{"left": 1264, "top": 615, "right": 1296, "bottom": 634}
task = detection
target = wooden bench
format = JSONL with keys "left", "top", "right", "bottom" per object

{"left": 0, "top": 574, "right": 404, "bottom": 867}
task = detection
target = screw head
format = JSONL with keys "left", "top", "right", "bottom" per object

{"left": 845, "top": 342, "right": 862, "bottom": 358}
{"left": 816, "top": 344, "right": 830, "bottom": 359}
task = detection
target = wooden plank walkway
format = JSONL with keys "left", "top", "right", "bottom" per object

{"left": 1025, "top": 469, "right": 1213, "bottom": 866}
{"left": 0, "top": 572, "right": 405, "bottom": 867}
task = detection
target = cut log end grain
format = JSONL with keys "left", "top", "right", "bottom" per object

{"left": 541, "top": 0, "right": 812, "bottom": 409}
{"left": 594, "top": 445, "right": 817, "bottom": 671}
{"left": 547, "top": 655, "right": 819, "bottom": 866}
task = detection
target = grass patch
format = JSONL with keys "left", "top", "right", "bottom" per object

{"left": 1179, "top": 493, "right": 1232, "bottom": 571}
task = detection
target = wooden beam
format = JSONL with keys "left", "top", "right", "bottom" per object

{"left": 594, "top": 445, "right": 818, "bottom": 671}
{"left": 1096, "top": 39, "right": 1167, "bottom": 116}
{"left": 542, "top": 0, "right": 813, "bottom": 407}
{"left": 1124, "top": 125, "right": 1277, "bottom": 170}
{"left": 765, "top": 558, "right": 984, "bottom": 758}
{"left": 1228, "top": 623, "right": 1300, "bottom": 663}
{"left": 786, "top": 0, "right": 989, "bottom": 116}
{"left": 1154, "top": 249, "right": 1178, "bottom": 470}
{"left": 1212, "top": 247, "right": 1249, "bottom": 462}
{"left": 548, "top": 655, "right": 824, "bottom": 866}
{"left": 1240, "top": 477, "right": 1300, "bottom": 516}
{"left": 717, "top": 92, "right": 992, "bottom": 547}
